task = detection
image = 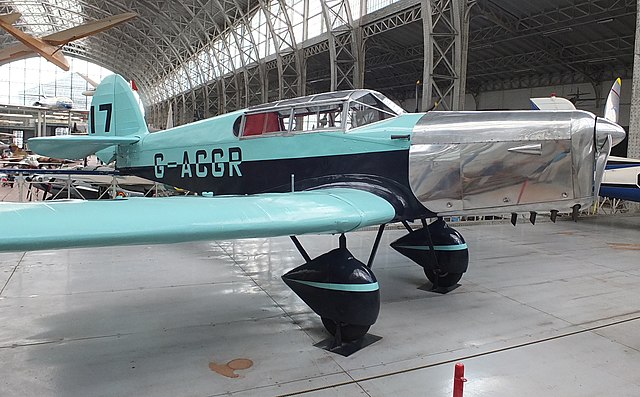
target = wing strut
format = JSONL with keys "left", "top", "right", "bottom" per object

{"left": 290, "top": 236, "right": 311, "bottom": 263}
{"left": 366, "top": 224, "right": 386, "bottom": 268}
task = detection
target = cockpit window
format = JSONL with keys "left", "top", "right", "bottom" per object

{"left": 240, "top": 89, "right": 403, "bottom": 138}
{"left": 291, "top": 104, "right": 343, "bottom": 132}
{"left": 243, "top": 112, "right": 286, "bottom": 136}
{"left": 241, "top": 105, "right": 344, "bottom": 137}
{"left": 347, "top": 93, "right": 398, "bottom": 129}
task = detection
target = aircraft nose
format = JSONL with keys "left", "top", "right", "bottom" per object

{"left": 596, "top": 117, "right": 626, "bottom": 148}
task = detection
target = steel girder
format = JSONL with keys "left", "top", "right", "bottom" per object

{"left": 0, "top": 0, "right": 260, "bottom": 125}
{"left": 151, "top": 0, "right": 307, "bottom": 124}
{"left": 469, "top": 34, "right": 635, "bottom": 82}
{"left": 468, "top": 0, "right": 636, "bottom": 92}
{"left": 422, "top": 0, "right": 467, "bottom": 111}
{"left": 471, "top": 0, "right": 636, "bottom": 45}
{"left": 148, "top": 0, "right": 257, "bottom": 123}
{"left": 362, "top": 3, "right": 422, "bottom": 38}
{"left": 320, "top": 0, "right": 363, "bottom": 90}
{"left": 260, "top": 0, "right": 303, "bottom": 100}
{"left": 4, "top": 0, "right": 633, "bottom": 127}
{"left": 132, "top": 0, "right": 259, "bottom": 122}
{"left": 361, "top": 0, "right": 469, "bottom": 110}
{"left": 202, "top": 0, "right": 270, "bottom": 113}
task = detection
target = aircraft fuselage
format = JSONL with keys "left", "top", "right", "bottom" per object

{"left": 64, "top": 85, "right": 620, "bottom": 222}
{"left": 119, "top": 110, "right": 422, "bottom": 218}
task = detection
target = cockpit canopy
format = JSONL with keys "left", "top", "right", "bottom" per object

{"left": 237, "top": 89, "right": 405, "bottom": 137}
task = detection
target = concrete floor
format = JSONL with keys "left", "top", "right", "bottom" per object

{"left": 1, "top": 211, "right": 639, "bottom": 396}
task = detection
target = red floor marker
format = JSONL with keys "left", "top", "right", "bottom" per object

{"left": 453, "top": 362, "right": 467, "bottom": 397}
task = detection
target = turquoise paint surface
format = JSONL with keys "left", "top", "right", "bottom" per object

{"left": 289, "top": 279, "right": 379, "bottom": 292}
{"left": 126, "top": 113, "right": 423, "bottom": 168}
{"left": 0, "top": 188, "right": 395, "bottom": 252}
{"left": 394, "top": 244, "right": 468, "bottom": 251}
{"left": 91, "top": 74, "right": 148, "bottom": 137}
{"left": 28, "top": 136, "right": 139, "bottom": 160}
{"left": 27, "top": 73, "right": 423, "bottom": 172}
{"left": 27, "top": 74, "right": 148, "bottom": 160}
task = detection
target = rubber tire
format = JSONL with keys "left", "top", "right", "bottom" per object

{"left": 423, "top": 268, "right": 463, "bottom": 288}
{"left": 321, "top": 317, "right": 370, "bottom": 342}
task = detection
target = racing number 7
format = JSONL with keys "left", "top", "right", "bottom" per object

{"left": 89, "top": 103, "right": 113, "bottom": 133}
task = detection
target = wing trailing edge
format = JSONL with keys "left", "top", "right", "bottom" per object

{"left": 0, "top": 188, "right": 396, "bottom": 252}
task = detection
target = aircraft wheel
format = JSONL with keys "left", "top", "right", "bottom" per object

{"left": 321, "top": 317, "right": 370, "bottom": 342}
{"left": 423, "top": 268, "right": 463, "bottom": 288}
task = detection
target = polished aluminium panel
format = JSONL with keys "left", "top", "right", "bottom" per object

{"left": 409, "top": 111, "right": 600, "bottom": 216}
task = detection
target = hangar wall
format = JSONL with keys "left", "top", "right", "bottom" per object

{"left": 473, "top": 81, "right": 631, "bottom": 121}
{"left": 141, "top": 0, "right": 636, "bottom": 146}
{"left": 398, "top": 79, "right": 631, "bottom": 124}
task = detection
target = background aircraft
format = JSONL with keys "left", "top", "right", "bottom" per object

{"left": 77, "top": 72, "right": 99, "bottom": 96}
{"left": 0, "top": 74, "right": 625, "bottom": 346}
{"left": 600, "top": 156, "right": 640, "bottom": 202}
{"left": 0, "top": 12, "right": 136, "bottom": 71}
{"left": 530, "top": 80, "right": 638, "bottom": 203}
{"left": 32, "top": 95, "right": 73, "bottom": 110}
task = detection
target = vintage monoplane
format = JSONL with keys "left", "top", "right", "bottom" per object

{"left": 0, "top": 75, "right": 625, "bottom": 344}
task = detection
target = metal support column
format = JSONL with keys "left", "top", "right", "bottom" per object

{"left": 261, "top": 0, "right": 303, "bottom": 99}
{"left": 422, "top": 0, "right": 468, "bottom": 111}
{"left": 321, "top": 0, "right": 360, "bottom": 91}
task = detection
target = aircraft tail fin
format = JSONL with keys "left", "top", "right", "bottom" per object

{"left": 28, "top": 74, "right": 147, "bottom": 162}
{"left": 89, "top": 74, "right": 148, "bottom": 163}
{"left": 604, "top": 78, "right": 621, "bottom": 123}
{"left": 89, "top": 74, "right": 148, "bottom": 137}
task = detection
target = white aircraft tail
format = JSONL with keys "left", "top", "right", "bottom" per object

{"left": 594, "top": 78, "right": 624, "bottom": 202}
{"left": 603, "top": 78, "right": 621, "bottom": 123}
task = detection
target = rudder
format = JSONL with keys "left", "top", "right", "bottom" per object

{"left": 90, "top": 74, "right": 148, "bottom": 162}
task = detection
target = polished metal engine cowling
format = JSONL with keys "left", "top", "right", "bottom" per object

{"left": 409, "top": 110, "right": 616, "bottom": 216}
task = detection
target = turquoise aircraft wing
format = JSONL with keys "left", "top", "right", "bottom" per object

{"left": 0, "top": 188, "right": 395, "bottom": 252}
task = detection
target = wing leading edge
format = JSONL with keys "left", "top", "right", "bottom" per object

{"left": 0, "top": 188, "right": 396, "bottom": 252}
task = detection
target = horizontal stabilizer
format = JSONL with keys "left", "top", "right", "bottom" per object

{"left": 28, "top": 135, "right": 140, "bottom": 159}
{"left": 0, "top": 188, "right": 396, "bottom": 252}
